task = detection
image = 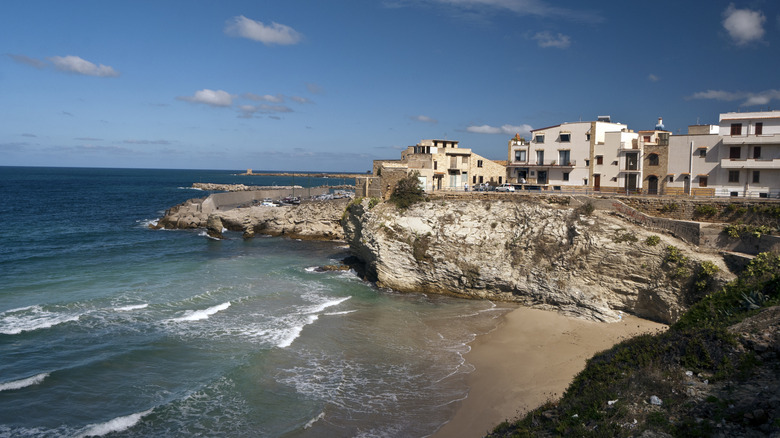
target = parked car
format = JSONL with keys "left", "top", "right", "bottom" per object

{"left": 495, "top": 183, "right": 515, "bottom": 192}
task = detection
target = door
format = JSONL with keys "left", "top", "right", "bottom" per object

{"left": 648, "top": 176, "right": 658, "bottom": 195}
{"left": 594, "top": 174, "right": 601, "bottom": 191}
{"left": 627, "top": 174, "right": 638, "bottom": 192}
{"left": 684, "top": 176, "right": 690, "bottom": 195}
{"left": 537, "top": 171, "right": 548, "bottom": 184}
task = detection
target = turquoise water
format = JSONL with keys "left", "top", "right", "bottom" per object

{"left": 0, "top": 167, "right": 508, "bottom": 437}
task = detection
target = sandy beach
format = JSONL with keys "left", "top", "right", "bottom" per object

{"left": 433, "top": 306, "right": 667, "bottom": 438}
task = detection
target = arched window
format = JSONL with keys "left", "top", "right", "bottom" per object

{"left": 648, "top": 153, "right": 659, "bottom": 166}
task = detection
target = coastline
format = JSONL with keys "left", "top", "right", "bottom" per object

{"left": 433, "top": 307, "right": 667, "bottom": 438}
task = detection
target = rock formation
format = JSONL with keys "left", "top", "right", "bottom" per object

{"left": 342, "top": 198, "right": 733, "bottom": 324}
{"left": 154, "top": 196, "right": 348, "bottom": 240}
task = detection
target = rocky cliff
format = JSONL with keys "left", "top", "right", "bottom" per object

{"left": 154, "top": 197, "right": 348, "bottom": 240}
{"left": 343, "top": 198, "right": 733, "bottom": 324}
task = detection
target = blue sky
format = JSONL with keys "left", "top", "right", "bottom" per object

{"left": 2, "top": 0, "right": 779, "bottom": 172}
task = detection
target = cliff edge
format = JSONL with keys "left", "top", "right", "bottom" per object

{"left": 343, "top": 197, "right": 733, "bottom": 324}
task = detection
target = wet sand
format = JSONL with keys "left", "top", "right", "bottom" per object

{"left": 433, "top": 307, "right": 667, "bottom": 438}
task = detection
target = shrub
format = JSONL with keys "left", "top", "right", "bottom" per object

{"left": 574, "top": 202, "right": 594, "bottom": 216}
{"left": 367, "top": 197, "right": 381, "bottom": 209}
{"left": 645, "top": 235, "right": 661, "bottom": 246}
{"left": 389, "top": 172, "right": 425, "bottom": 210}
{"left": 660, "top": 202, "right": 679, "bottom": 213}
{"left": 693, "top": 204, "right": 719, "bottom": 216}
{"left": 723, "top": 224, "right": 773, "bottom": 239}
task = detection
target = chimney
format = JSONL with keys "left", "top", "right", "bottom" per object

{"left": 655, "top": 117, "right": 665, "bottom": 130}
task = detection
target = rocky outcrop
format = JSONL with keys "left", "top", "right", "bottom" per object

{"left": 343, "top": 198, "right": 734, "bottom": 324}
{"left": 154, "top": 196, "right": 348, "bottom": 240}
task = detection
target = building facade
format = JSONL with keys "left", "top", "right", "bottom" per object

{"left": 373, "top": 139, "right": 506, "bottom": 197}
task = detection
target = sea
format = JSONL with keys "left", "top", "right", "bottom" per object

{"left": 0, "top": 167, "right": 511, "bottom": 438}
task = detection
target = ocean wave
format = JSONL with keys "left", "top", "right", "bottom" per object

{"left": 136, "top": 218, "right": 159, "bottom": 228}
{"left": 277, "top": 315, "right": 318, "bottom": 348}
{"left": 171, "top": 302, "right": 231, "bottom": 322}
{"left": 304, "top": 411, "right": 325, "bottom": 429}
{"left": 0, "top": 372, "right": 49, "bottom": 392}
{"left": 179, "top": 186, "right": 203, "bottom": 191}
{"left": 114, "top": 304, "right": 149, "bottom": 312}
{"left": 77, "top": 408, "right": 153, "bottom": 438}
{"left": 324, "top": 310, "right": 357, "bottom": 316}
{"left": 0, "top": 305, "right": 83, "bottom": 335}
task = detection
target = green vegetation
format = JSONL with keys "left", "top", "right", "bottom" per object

{"left": 660, "top": 202, "right": 679, "bottom": 213}
{"left": 612, "top": 230, "right": 638, "bottom": 244}
{"left": 723, "top": 223, "right": 773, "bottom": 239}
{"left": 488, "top": 253, "right": 780, "bottom": 437}
{"left": 574, "top": 202, "right": 594, "bottom": 217}
{"left": 645, "top": 235, "right": 661, "bottom": 246}
{"left": 367, "top": 197, "right": 381, "bottom": 209}
{"left": 389, "top": 171, "right": 426, "bottom": 210}
{"left": 693, "top": 204, "right": 719, "bottom": 217}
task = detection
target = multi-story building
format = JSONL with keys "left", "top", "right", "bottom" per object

{"left": 666, "top": 124, "right": 721, "bottom": 196}
{"left": 373, "top": 139, "right": 506, "bottom": 195}
{"left": 507, "top": 117, "right": 627, "bottom": 190}
{"left": 715, "top": 110, "right": 780, "bottom": 198}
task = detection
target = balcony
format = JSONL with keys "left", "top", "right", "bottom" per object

{"left": 509, "top": 160, "right": 577, "bottom": 168}
{"left": 619, "top": 141, "right": 639, "bottom": 151}
{"left": 720, "top": 158, "right": 780, "bottom": 169}
{"left": 723, "top": 134, "right": 780, "bottom": 145}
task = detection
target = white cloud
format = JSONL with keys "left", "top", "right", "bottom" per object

{"left": 410, "top": 0, "right": 603, "bottom": 22}
{"left": 224, "top": 15, "right": 302, "bottom": 46}
{"left": 467, "top": 124, "right": 533, "bottom": 135}
{"left": 245, "top": 93, "right": 284, "bottom": 103}
{"left": 290, "top": 96, "right": 313, "bottom": 104}
{"left": 722, "top": 4, "right": 765, "bottom": 45}
{"left": 648, "top": 74, "right": 660, "bottom": 82}
{"left": 688, "top": 88, "right": 780, "bottom": 106}
{"left": 47, "top": 55, "right": 120, "bottom": 77}
{"left": 532, "top": 31, "right": 570, "bottom": 49}
{"left": 411, "top": 115, "right": 438, "bottom": 124}
{"left": 178, "top": 89, "right": 234, "bottom": 107}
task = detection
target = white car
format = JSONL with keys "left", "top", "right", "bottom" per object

{"left": 495, "top": 183, "right": 515, "bottom": 192}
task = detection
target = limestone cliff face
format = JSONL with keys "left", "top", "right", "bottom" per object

{"left": 343, "top": 198, "right": 733, "bottom": 324}
{"left": 155, "top": 197, "right": 348, "bottom": 240}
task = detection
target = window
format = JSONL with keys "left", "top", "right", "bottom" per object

{"left": 648, "top": 153, "right": 659, "bottom": 166}
{"left": 730, "top": 123, "right": 742, "bottom": 136}
{"left": 658, "top": 133, "right": 669, "bottom": 146}
{"left": 479, "top": 176, "right": 483, "bottom": 183}
{"left": 729, "top": 146, "right": 741, "bottom": 159}
{"left": 472, "top": 175, "right": 476, "bottom": 184}
{"left": 754, "top": 147, "right": 761, "bottom": 159}
{"left": 596, "top": 155, "right": 603, "bottom": 165}
{"left": 477, "top": 159, "right": 483, "bottom": 168}
{"left": 515, "top": 150, "right": 526, "bottom": 162}
{"left": 462, "top": 156, "right": 468, "bottom": 164}
{"left": 559, "top": 133, "right": 571, "bottom": 142}
{"left": 536, "top": 150, "right": 544, "bottom": 165}
{"left": 434, "top": 161, "right": 437, "bottom": 170}
{"left": 728, "top": 170, "right": 739, "bottom": 183}
{"left": 668, "top": 176, "right": 674, "bottom": 183}
{"left": 586, "top": 134, "right": 591, "bottom": 141}
{"left": 753, "top": 171, "right": 760, "bottom": 184}
{"left": 698, "top": 148, "right": 707, "bottom": 158}
{"left": 558, "top": 150, "right": 570, "bottom": 166}
{"left": 643, "top": 136, "right": 651, "bottom": 143}
{"left": 563, "top": 172, "right": 570, "bottom": 181}
{"left": 699, "top": 176, "right": 708, "bottom": 187}
{"left": 534, "top": 134, "right": 544, "bottom": 143}
{"left": 755, "top": 122, "right": 763, "bottom": 135}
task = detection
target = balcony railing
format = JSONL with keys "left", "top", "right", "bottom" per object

{"left": 509, "top": 159, "right": 576, "bottom": 167}
{"left": 720, "top": 158, "right": 780, "bottom": 169}
{"left": 723, "top": 134, "right": 780, "bottom": 145}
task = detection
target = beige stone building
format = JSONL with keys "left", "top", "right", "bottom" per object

{"left": 373, "top": 139, "right": 506, "bottom": 197}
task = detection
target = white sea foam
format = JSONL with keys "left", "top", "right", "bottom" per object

{"left": 114, "top": 304, "right": 149, "bottom": 312}
{"left": 0, "top": 306, "right": 82, "bottom": 335}
{"left": 136, "top": 218, "right": 159, "bottom": 228}
{"left": 277, "top": 315, "right": 318, "bottom": 348}
{"left": 306, "top": 296, "right": 351, "bottom": 314}
{"left": 179, "top": 186, "right": 203, "bottom": 191}
{"left": 0, "top": 372, "right": 49, "bottom": 392}
{"left": 324, "top": 310, "right": 357, "bottom": 316}
{"left": 172, "top": 302, "right": 231, "bottom": 322}
{"left": 304, "top": 266, "right": 318, "bottom": 272}
{"left": 77, "top": 408, "right": 153, "bottom": 437}
{"left": 304, "top": 411, "right": 325, "bottom": 429}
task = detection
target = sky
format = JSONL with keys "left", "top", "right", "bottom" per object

{"left": 2, "top": 0, "right": 779, "bottom": 172}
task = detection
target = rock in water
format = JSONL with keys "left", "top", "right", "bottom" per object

{"left": 206, "top": 215, "right": 224, "bottom": 239}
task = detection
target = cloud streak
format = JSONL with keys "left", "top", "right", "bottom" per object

{"left": 224, "top": 16, "right": 303, "bottom": 46}
{"left": 467, "top": 123, "right": 533, "bottom": 135}
{"left": 688, "top": 89, "right": 780, "bottom": 106}
{"left": 722, "top": 4, "right": 765, "bottom": 45}
{"left": 532, "top": 31, "right": 570, "bottom": 49}
{"left": 8, "top": 54, "right": 120, "bottom": 77}
{"left": 411, "top": 115, "right": 438, "bottom": 124}
{"left": 177, "top": 89, "right": 234, "bottom": 107}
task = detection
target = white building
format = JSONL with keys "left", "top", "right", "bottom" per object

{"left": 667, "top": 125, "right": 722, "bottom": 196}
{"left": 508, "top": 117, "right": 627, "bottom": 189}
{"left": 716, "top": 110, "right": 780, "bottom": 198}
